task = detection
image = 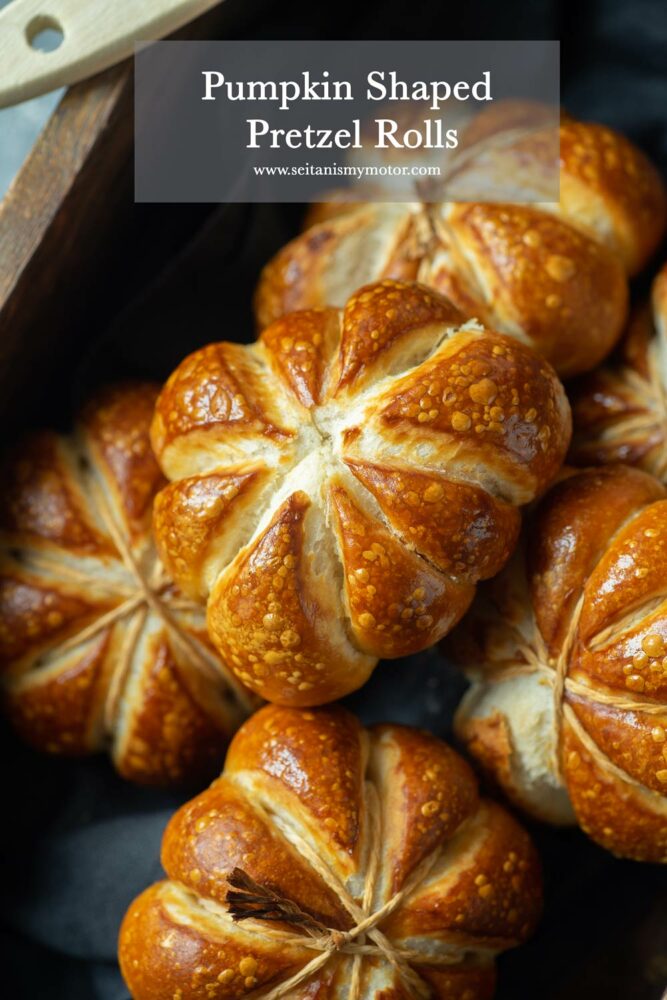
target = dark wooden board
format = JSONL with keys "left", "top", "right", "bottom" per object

{"left": 0, "top": 62, "right": 134, "bottom": 428}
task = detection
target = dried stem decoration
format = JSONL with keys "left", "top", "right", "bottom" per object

{"left": 226, "top": 868, "right": 329, "bottom": 937}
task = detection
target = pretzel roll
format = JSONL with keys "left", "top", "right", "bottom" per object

{"left": 570, "top": 262, "right": 667, "bottom": 481}
{"left": 255, "top": 117, "right": 666, "bottom": 377}
{"left": 0, "top": 383, "right": 254, "bottom": 785}
{"left": 119, "top": 704, "right": 542, "bottom": 1000}
{"left": 450, "top": 465, "right": 667, "bottom": 862}
{"left": 151, "top": 281, "right": 571, "bottom": 707}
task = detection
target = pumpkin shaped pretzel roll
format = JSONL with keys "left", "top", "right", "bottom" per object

{"left": 0, "top": 383, "right": 255, "bottom": 785}
{"left": 119, "top": 704, "right": 542, "bottom": 1000}
{"left": 150, "top": 281, "right": 571, "bottom": 706}
{"left": 450, "top": 464, "right": 667, "bottom": 861}
{"left": 255, "top": 115, "right": 667, "bottom": 377}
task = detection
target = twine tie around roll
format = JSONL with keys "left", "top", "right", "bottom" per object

{"left": 224, "top": 783, "right": 463, "bottom": 1000}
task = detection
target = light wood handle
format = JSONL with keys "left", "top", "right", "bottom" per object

{"left": 0, "top": 0, "right": 223, "bottom": 108}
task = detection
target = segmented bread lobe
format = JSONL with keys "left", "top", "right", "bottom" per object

{"left": 570, "top": 262, "right": 667, "bottom": 482}
{"left": 119, "top": 704, "right": 542, "bottom": 999}
{"left": 152, "top": 280, "right": 571, "bottom": 706}
{"left": 0, "top": 383, "right": 252, "bottom": 785}
{"left": 427, "top": 202, "right": 627, "bottom": 378}
{"left": 254, "top": 117, "right": 666, "bottom": 377}
{"left": 555, "top": 120, "right": 667, "bottom": 274}
{"left": 451, "top": 465, "right": 667, "bottom": 861}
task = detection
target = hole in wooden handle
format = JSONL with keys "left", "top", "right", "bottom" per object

{"left": 25, "top": 13, "right": 64, "bottom": 52}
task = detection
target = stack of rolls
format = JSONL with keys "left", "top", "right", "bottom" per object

{"left": 2, "top": 109, "right": 665, "bottom": 999}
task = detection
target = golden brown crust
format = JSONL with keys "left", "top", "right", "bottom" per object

{"left": 452, "top": 712, "right": 520, "bottom": 815}
{"left": 331, "top": 483, "right": 475, "bottom": 657}
{"left": 451, "top": 465, "right": 667, "bottom": 860}
{"left": 369, "top": 725, "right": 479, "bottom": 896}
{"left": 335, "top": 282, "right": 464, "bottom": 394}
{"left": 0, "top": 432, "right": 114, "bottom": 556}
{"left": 575, "top": 500, "right": 667, "bottom": 666}
{"left": 150, "top": 343, "right": 298, "bottom": 481}
{"left": 207, "top": 493, "right": 376, "bottom": 706}
{"left": 153, "top": 468, "right": 270, "bottom": 601}
{"left": 557, "top": 120, "right": 667, "bottom": 274}
{"left": 0, "top": 383, "right": 251, "bottom": 785}
{"left": 254, "top": 118, "right": 665, "bottom": 377}
{"left": 560, "top": 724, "right": 667, "bottom": 863}
{"left": 113, "top": 638, "right": 238, "bottom": 786}
{"left": 153, "top": 281, "right": 571, "bottom": 705}
{"left": 528, "top": 464, "right": 666, "bottom": 653}
{"left": 431, "top": 203, "right": 628, "bottom": 378}
{"left": 225, "top": 704, "right": 367, "bottom": 871}
{"left": 119, "top": 881, "right": 315, "bottom": 1000}
{"left": 570, "top": 262, "right": 667, "bottom": 482}
{"left": 384, "top": 801, "right": 541, "bottom": 946}
{"left": 80, "top": 382, "right": 165, "bottom": 539}
{"left": 566, "top": 695, "right": 667, "bottom": 795}
{"left": 261, "top": 308, "right": 341, "bottom": 408}
{"left": 4, "top": 632, "right": 113, "bottom": 755}
{"left": 0, "top": 570, "right": 115, "bottom": 672}
{"left": 161, "top": 776, "right": 351, "bottom": 928}
{"left": 119, "top": 705, "right": 542, "bottom": 999}
{"left": 344, "top": 461, "right": 520, "bottom": 582}
{"left": 372, "top": 329, "right": 570, "bottom": 498}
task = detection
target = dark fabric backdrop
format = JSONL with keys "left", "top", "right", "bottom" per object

{"left": 2, "top": 1, "right": 667, "bottom": 997}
